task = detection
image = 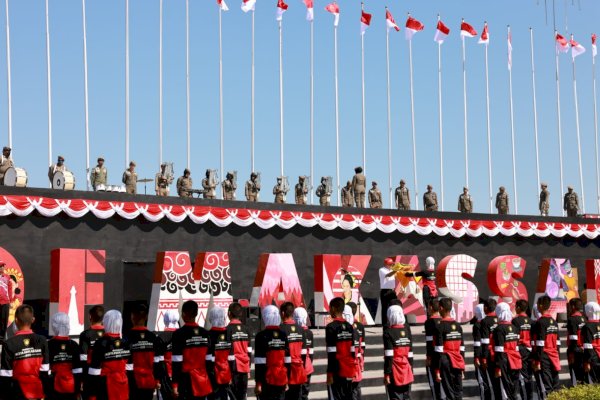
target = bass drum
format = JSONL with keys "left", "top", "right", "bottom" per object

{"left": 52, "top": 171, "right": 75, "bottom": 191}
{"left": 3, "top": 167, "right": 27, "bottom": 187}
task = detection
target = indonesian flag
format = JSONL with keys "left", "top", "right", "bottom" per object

{"left": 276, "top": 0, "right": 288, "bottom": 21}
{"left": 217, "top": 0, "right": 229, "bottom": 11}
{"left": 360, "top": 10, "right": 372, "bottom": 35}
{"left": 434, "top": 19, "right": 450, "bottom": 44}
{"left": 555, "top": 33, "right": 570, "bottom": 53}
{"left": 405, "top": 15, "right": 424, "bottom": 40}
{"left": 592, "top": 33, "right": 597, "bottom": 57}
{"left": 325, "top": 2, "right": 339, "bottom": 27}
{"left": 302, "top": 0, "right": 314, "bottom": 22}
{"left": 241, "top": 0, "right": 255, "bottom": 13}
{"left": 508, "top": 30, "right": 513, "bottom": 70}
{"left": 385, "top": 9, "right": 399, "bottom": 32}
{"left": 570, "top": 37, "right": 586, "bottom": 59}
{"left": 478, "top": 23, "right": 489, "bottom": 45}
{"left": 460, "top": 21, "right": 477, "bottom": 38}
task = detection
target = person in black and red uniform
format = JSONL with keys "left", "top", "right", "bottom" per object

{"left": 207, "top": 306, "right": 235, "bottom": 400}
{"left": 582, "top": 301, "right": 600, "bottom": 383}
{"left": 79, "top": 305, "right": 105, "bottom": 400}
{"left": 279, "top": 302, "right": 307, "bottom": 400}
{"left": 254, "top": 305, "right": 291, "bottom": 400}
{"left": 346, "top": 302, "right": 365, "bottom": 400}
{"left": 512, "top": 299, "right": 534, "bottom": 400}
{"left": 0, "top": 260, "right": 16, "bottom": 343}
{"left": 383, "top": 305, "right": 414, "bottom": 400}
{"left": 88, "top": 309, "right": 131, "bottom": 400}
{"left": 479, "top": 298, "right": 499, "bottom": 400}
{"left": 492, "top": 302, "right": 522, "bottom": 400}
{"left": 326, "top": 297, "right": 356, "bottom": 400}
{"left": 424, "top": 299, "right": 443, "bottom": 400}
{"left": 566, "top": 298, "right": 586, "bottom": 386}
{"left": 531, "top": 295, "right": 561, "bottom": 398}
{"left": 432, "top": 298, "right": 465, "bottom": 400}
{"left": 472, "top": 303, "right": 489, "bottom": 400}
{"left": 0, "top": 304, "right": 49, "bottom": 400}
{"left": 125, "top": 303, "right": 163, "bottom": 399}
{"left": 171, "top": 300, "right": 213, "bottom": 400}
{"left": 227, "top": 302, "right": 251, "bottom": 400}
{"left": 157, "top": 309, "right": 179, "bottom": 400}
{"left": 47, "top": 312, "right": 82, "bottom": 400}
{"left": 293, "top": 307, "right": 314, "bottom": 400}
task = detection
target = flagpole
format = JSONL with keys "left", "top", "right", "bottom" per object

{"left": 462, "top": 20, "right": 469, "bottom": 188}
{"left": 334, "top": 13, "right": 340, "bottom": 206}
{"left": 278, "top": 17, "right": 284, "bottom": 177}
{"left": 554, "top": 30, "right": 565, "bottom": 212}
{"left": 82, "top": 0, "right": 90, "bottom": 191}
{"left": 186, "top": 0, "right": 191, "bottom": 170}
{"left": 407, "top": 13, "right": 418, "bottom": 210}
{"left": 309, "top": 14, "right": 314, "bottom": 204}
{"left": 159, "top": 0, "right": 163, "bottom": 165}
{"left": 437, "top": 15, "right": 444, "bottom": 211}
{"left": 251, "top": 9, "right": 255, "bottom": 172}
{"left": 4, "top": 0, "right": 12, "bottom": 154}
{"left": 508, "top": 25, "right": 518, "bottom": 214}
{"left": 125, "top": 0, "right": 130, "bottom": 167}
{"left": 593, "top": 39, "right": 600, "bottom": 212}
{"left": 360, "top": 3, "right": 366, "bottom": 173}
{"left": 530, "top": 28, "right": 541, "bottom": 199}
{"left": 386, "top": 9, "right": 393, "bottom": 208}
{"left": 571, "top": 34, "right": 585, "bottom": 213}
{"left": 45, "top": 0, "right": 53, "bottom": 182}
{"left": 483, "top": 22, "right": 492, "bottom": 213}
{"left": 219, "top": 5, "right": 224, "bottom": 195}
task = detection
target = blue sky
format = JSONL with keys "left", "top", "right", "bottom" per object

{"left": 3, "top": 0, "right": 600, "bottom": 215}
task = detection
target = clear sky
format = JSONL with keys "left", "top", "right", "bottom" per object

{"left": 3, "top": 0, "right": 600, "bottom": 215}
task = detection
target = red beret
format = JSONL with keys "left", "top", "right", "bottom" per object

{"left": 384, "top": 258, "right": 394, "bottom": 266}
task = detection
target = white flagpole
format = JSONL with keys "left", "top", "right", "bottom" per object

{"left": 483, "top": 22, "right": 492, "bottom": 213}
{"left": 186, "top": 0, "right": 190, "bottom": 170}
{"left": 219, "top": 5, "right": 224, "bottom": 193}
{"left": 360, "top": 3, "right": 366, "bottom": 173}
{"left": 508, "top": 25, "right": 518, "bottom": 213}
{"left": 125, "top": 0, "right": 130, "bottom": 167}
{"left": 554, "top": 31, "right": 565, "bottom": 212}
{"left": 45, "top": 0, "right": 53, "bottom": 182}
{"left": 4, "top": 0, "right": 12, "bottom": 153}
{"left": 437, "top": 15, "right": 444, "bottom": 211}
{"left": 334, "top": 12, "right": 340, "bottom": 206}
{"left": 251, "top": 9, "right": 255, "bottom": 172}
{"left": 278, "top": 17, "right": 284, "bottom": 177}
{"left": 530, "top": 28, "right": 541, "bottom": 197}
{"left": 82, "top": 0, "right": 90, "bottom": 191}
{"left": 386, "top": 8, "right": 393, "bottom": 208}
{"left": 571, "top": 34, "right": 585, "bottom": 213}
{"left": 593, "top": 39, "right": 600, "bottom": 212}
{"left": 461, "top": 20, "right": 469, "bottom": 187}
{"left": 407, "top": 13, "right": 418, "bottom": 210}
{"left": 159, "top": 0, "right": 163, "bottom": 165}
{"left": 309, "top": 13, "right": 314, "bottom": 204}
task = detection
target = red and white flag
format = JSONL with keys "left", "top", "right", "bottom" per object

{"left": 434, "top": 19, "right": 450, "bottom": 44}
{"left": 478, "top": 23, "right": 489, "bottom": 45}
{"left": 592, "top": 33, "right": 597, "bottom": 58}
{"left": 570, "top": 37, "right": 586, "bottom": 59}
{"left": 302, "top": 0, "right": 314, "bottom": 22}
{"left": 508, "top": 30, "right": 513, "bottom": 70}
{"left": 460, "top": 21, "right": 477, "bottom": 38}
{"left": 555, "top": 33, "right": 570, "bottom": 53}
{"left": 241, "top": 0, "right": 255, "bottom": 13}
{"left": 385, "top": 9, "right": 399, "bottom": 32}
{"left": 217, "top": 0, "right": 229, "bottom": 11}
{"left": 325, "top": 2, "right": 340, "bottom": 27}
{"left": 276, "top": 0, "right": 288, "bottom": 21}
{"left": 405, "top": 15, "right": 424, "bottom": 40}
{"left": 360, "top": 10, "right": 372, "bottom": 35}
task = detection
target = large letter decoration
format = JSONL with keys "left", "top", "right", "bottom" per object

{"left": 49, "top": 249, "right": 105, "bottom": 335}
{"left": 0, "top": 247, "right": 25, "bottom": 328}
{"left": 389, "top": 255, "right": 426, "bottom": 324}
{"left": 314, "top": 254, "right": 374, "bottom": 325}
{"left": 534, "top": 258, "right": 579, "bottom": 317}
{"left": 487, "top": 255, "right": 527, "bottom": 312}
{"left": 249, "top": 253, "right": 305, "bottom": 309}
{"left": 193, "top": 252, "right": 233, "bottom": 327}
{"left": 585, "top": 259, "right": 600, "bottom": 303}
{"left": 437, "top": 254, "right": 479, "bottom": 323}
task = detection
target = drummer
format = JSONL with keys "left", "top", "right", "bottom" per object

{"left": 90, "top": 156, "right": 108, "bottom": 191}
{"left": 48, "top": 155, "right": 67, "bottom": 184}
{"left": 0, "top": 146, "right": 13, "bottom": 185}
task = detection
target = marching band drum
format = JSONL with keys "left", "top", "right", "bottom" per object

{"left": 52, "top": 170, "right": 75, "bottom": 191}
{"left": 3, "top": 167, "right": 28, "bottom": 187}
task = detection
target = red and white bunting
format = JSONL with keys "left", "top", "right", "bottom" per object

{"left": 385, "top": 9, "right": 399, "bottom": 32}
{"left": 241, "top": 0, "right": 256, "bottom": 12}
{"left": 360, "top": 10, "right": 372, "bottom": 35}
{"left": 478, "top": 23, "right": 489, "bottom": 45}
{"left": 302, "top": 0, "right": 314, "bottom": 22}
{"left": 276, "top": 0, "right": 288, "bottom": 21}
{"left": 434, "top": 19, "right": 450, "bottom": 44}
{"left": 570, "top": 37, "right": 586, "bottom": 59}
{"left": 325, "top": 2, "right": 340, "bottom": 27}
{"left": 217, "top": 0, "right": 229, "bottom": 11}
{"left": 556, "top": 33, "right": 570, "bottom": 54}
{"left": 405, "top": 15, "right": 424, "bottom": 41}
{"left": 460, "top": 21, "right": 477, "bottom": 38}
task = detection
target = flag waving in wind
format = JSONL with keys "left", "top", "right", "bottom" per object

{"left": 405, "top": 15, "right": 424, "bottom": 40}
{"left": 570, "top": 36, "right": 586, "bottom": 59}
{"left": 593, "top": 34, "right": 598, "bottom": 58}
{"left": 434, "top": 19, "right": 450, "bottom": 43}
{"left": 556, "top": 33, "right": 570, "bottom": 53}
{"left": 460, "top": 21, "right": 477, "bottom": 38}
{"left": 302, "top": 0, "right": 314, "bottom": 22}
{"left": 478, "top": 23, "right": 489, "bottom": 45}
{"left": 385, "top": 9, "right": 399, "bottom": 32}
{"left": 276, "top": 0, "right": 288, "bottom": 21}
{"left": 325, "top": 2, "right": 340, "bottom": 27}
{"left": 360, "top": 9, "right": 372, "bottom": 35}
{"left": 217, "top": 0, "right": 229, "bottom": 11}
{"left": 241, "top": 0, "right": 256, "bottom": 12}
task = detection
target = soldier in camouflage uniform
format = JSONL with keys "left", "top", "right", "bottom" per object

{"left": 564, "top": 186, "right": 579, "bottom": 217}
{"left": 202, "top": 169, "right": 217, "bottom": 199}
{"left": 295, "top": 176, "right": 308, "bottom": 205}
{"left": 245, "top": 172, "right": 261, "bottom": 202}
{"left": 177, "top": 169, "right": 193, "bottom": 198}
{"left": 122, "top": 161, "right": 138, "bottom": 194}
{"left": 539, "top": 183, "right": 550, "bottom": 216}
{"left": 316, "top": 177, "right": 331, "bottom": 207}
{"left": 273, "top": 177, "right": 286, "bottom": 204}
{"left": 458, "top": 187, "right": 473, "bottom": 213}
{"left": 395, "top": 180, "right": 411, "bottom": 211}
{"left": 352, "top": 166, "right": 366, "bottom": 208}
{"left": 495, "top": 186, "right": 509, "bottom": 215}
{"left": 90, "top": 157, "right": 108, "bottom": 191}
{"left": 48, "top": 156, "right": 67, "bottom": 184}
{"left": 368, "top": 181, "right": 382, "bottom": 209}
{"left": 423, "top": 184, "right": 438, "bottom": 212}
{"left": 342, "top": 181, "right": 354, "bottom": 207}
{"left": 222, "top": 172, "right": 237, "bottom": 200}
{"left": 0, "top": 147, "right": 14, "bottom": 185}
{"left": 155, "top": 163, "right": 173, "bottom": 197}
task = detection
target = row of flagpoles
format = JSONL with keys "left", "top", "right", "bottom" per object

{"left": 8, "top": 0, "right": 599, "bottom": 211}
